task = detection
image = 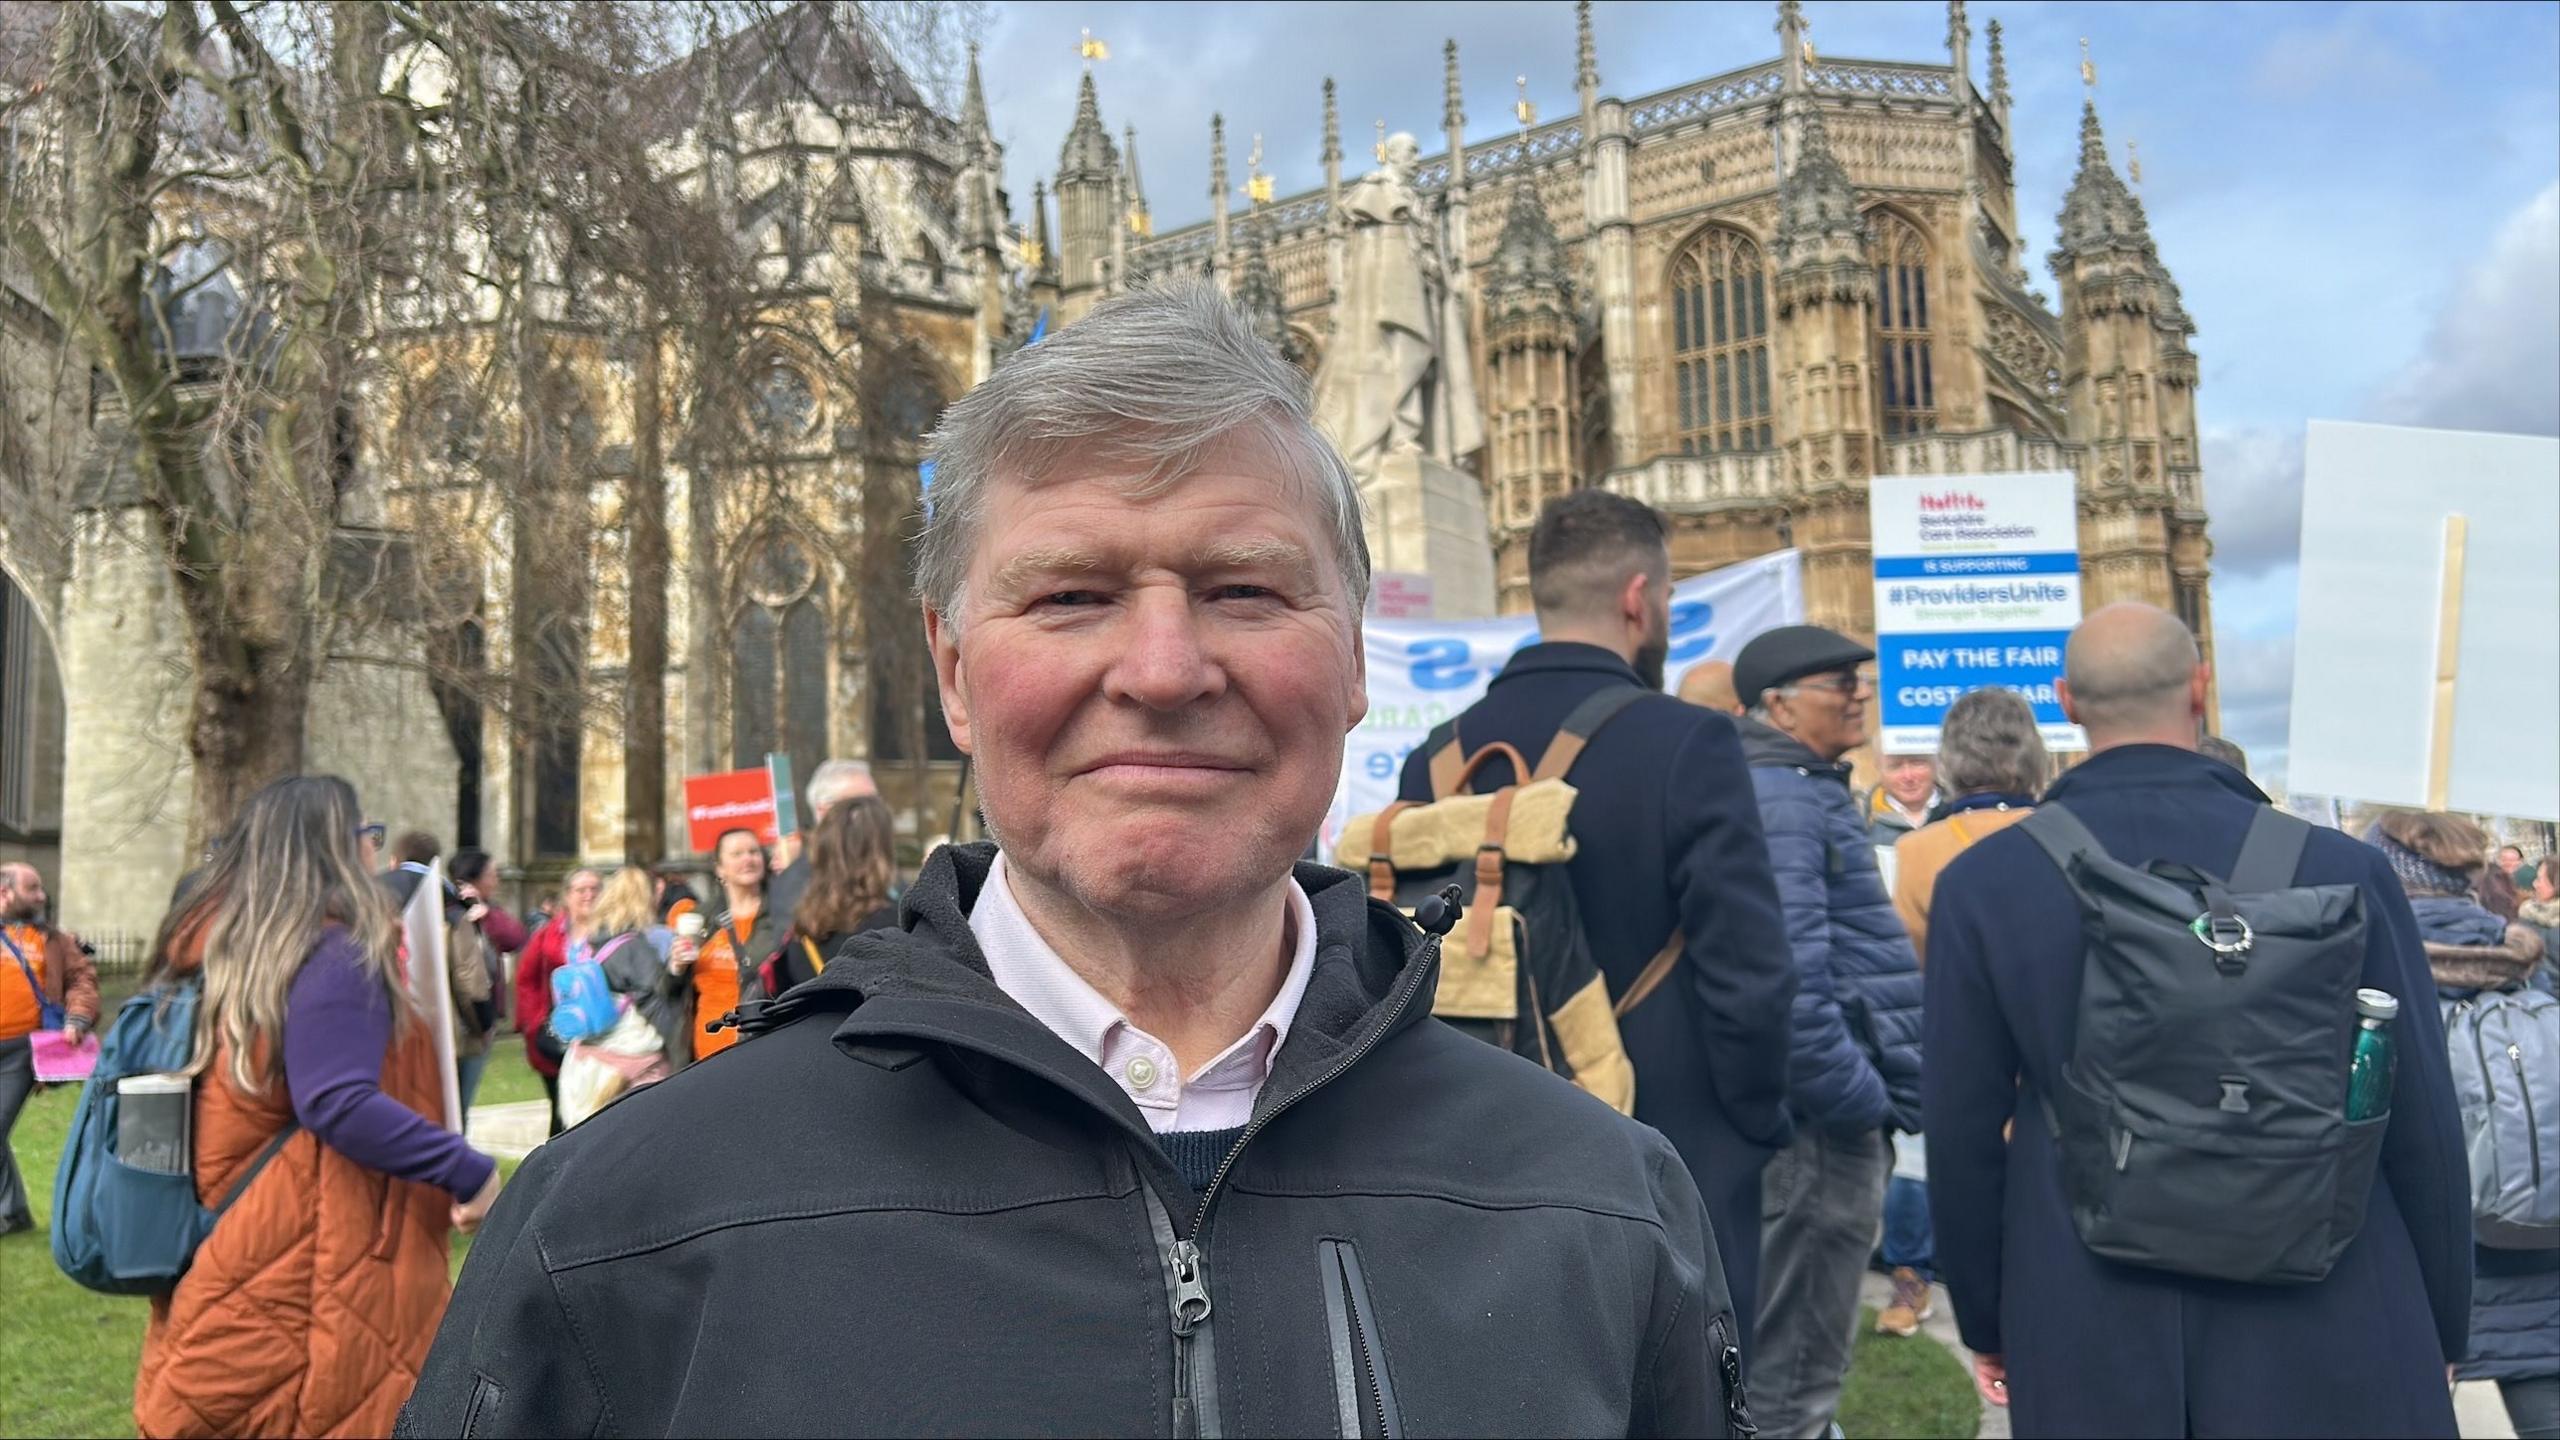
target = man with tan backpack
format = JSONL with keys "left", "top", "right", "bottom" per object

{"left": 1391, "top": 490, "right": 1797, "bottom": 1350}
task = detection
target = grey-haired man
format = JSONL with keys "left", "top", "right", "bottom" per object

{"left": 404, "top": 283, "right": 1752, "bottom": 1437}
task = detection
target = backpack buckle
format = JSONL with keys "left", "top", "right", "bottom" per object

{"left": 2189, "top": 912, "right": 2253, "bottom": 958}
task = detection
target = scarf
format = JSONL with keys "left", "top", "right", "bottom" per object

{"left": 2364, "top": 828, "right": 2476, "bottom": 899}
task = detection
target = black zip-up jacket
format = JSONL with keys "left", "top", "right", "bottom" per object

{"left": 400, "top": 844, "right": 1748, "bottom": 1438}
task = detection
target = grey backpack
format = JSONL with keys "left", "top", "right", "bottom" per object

{"left": 2442, "top": 986, "right": 2560, "bottom": 1249}
{"left": 2021, "top": 803, "right": 2386, "bottom": 1285}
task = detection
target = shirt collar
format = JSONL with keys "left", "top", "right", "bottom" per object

{"left": 972, "top": 850, "right": 1318, "bottom": 1084}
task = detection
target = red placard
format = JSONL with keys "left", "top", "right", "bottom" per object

{"left": 683, "top": 767, "right": 778, "bottom": 853}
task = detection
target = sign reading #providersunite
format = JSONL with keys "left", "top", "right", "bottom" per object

{"left": 1870, "top": 472, "right": 2085, "bottom": 754}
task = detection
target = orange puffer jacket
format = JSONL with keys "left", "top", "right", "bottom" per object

{"left": 132, "top": 1024, "right": 455, "bottom": 1438}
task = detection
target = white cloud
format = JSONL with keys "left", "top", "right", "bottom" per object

{"left": 2369, "top": 181, "right": 2560, "bottom": 436}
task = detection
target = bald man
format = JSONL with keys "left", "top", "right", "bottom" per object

{"left": 2, "top": 861, "right": 99, "bottom": 1234}
{"left": 1920, "top": 604, "right": 2470, "bottom": 1437}
{"left": 1677, "top": 659, "right": 1743, "bottom": 715}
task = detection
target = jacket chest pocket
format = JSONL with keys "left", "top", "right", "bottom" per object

{"left": 1317, "top": 1239, "right": 1403, "bottom": 1438}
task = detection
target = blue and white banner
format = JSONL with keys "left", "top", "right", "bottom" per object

{"left": 1870, "top": 473, "right": 2083, "bottom": 753}
{"left": 1327, "top": 549, "right": 1803, "bottom": 847}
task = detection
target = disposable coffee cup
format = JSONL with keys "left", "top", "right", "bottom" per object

{"left": 116, "top": 1074, "right": 193, "bottom": 1176}
{"left": 674, "top": 912, "right": 706, "bottom": 941}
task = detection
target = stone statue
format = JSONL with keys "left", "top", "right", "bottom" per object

{"left": 1313, "top": 133, "right": 1483, "bottom": 474}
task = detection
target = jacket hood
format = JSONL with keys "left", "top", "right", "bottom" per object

{"left": 2425, "top": 930, "right": 2545, "bottom": 993}
{"left": 761, "top": 843, "right": 1443, "bottom": 1134}
{"left": 1736, "top": 715, "right": 1854, "bottom": 782}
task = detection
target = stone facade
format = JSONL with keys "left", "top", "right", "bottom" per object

{"left": 1062, "top": 0, "right": 2216, "bottom": 694}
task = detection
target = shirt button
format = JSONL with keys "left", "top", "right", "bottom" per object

{"left": 1126, "top": 1055, "right": 1159, "bottom": 1091}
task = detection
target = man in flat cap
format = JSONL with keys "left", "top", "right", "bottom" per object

{"left": 1729, "top": 624, "right": 1925, "bottom": 1438}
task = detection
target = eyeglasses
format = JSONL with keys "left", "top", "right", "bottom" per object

{"left": 1786, "top": 670, "right": 1876, "bottom": 699}
{"left": 355, "top": 823, "right": 387, "bottom": 846}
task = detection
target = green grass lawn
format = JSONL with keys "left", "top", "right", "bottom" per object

{"left": 8, "top": 1046, "right": 1979, "bottom": 1439}
{"left": 1839, "top": 1305, "right": 1983, "bottom": 1439}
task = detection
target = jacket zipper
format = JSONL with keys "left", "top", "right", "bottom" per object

{"left": 2510, "top": 1042, "right": 2542, "bottom": 1188}
{"left": 1146, "top": 929, "right": 1443, "bottom": 1438}
{"left": 1319, "top": 1239, "right": 1400, "bottom": 1438}
{"left": 1708, "top": 1312, "right": 1757, "bottom": 1438}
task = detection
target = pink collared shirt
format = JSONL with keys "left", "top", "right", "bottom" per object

{"left": 972, "top": 852, "right": 1317, "bottom": 1134}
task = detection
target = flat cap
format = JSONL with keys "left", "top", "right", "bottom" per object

{"left": 1732, "top": 624, "right": 1875, "bottom": 707}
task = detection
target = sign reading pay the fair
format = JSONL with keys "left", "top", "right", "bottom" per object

{"left": 1870, "top": 472, "right": 2085, "bottom": 754}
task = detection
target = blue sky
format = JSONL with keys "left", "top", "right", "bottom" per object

{"left": 974, "top": 2, "right": 2560, "bottom": 788}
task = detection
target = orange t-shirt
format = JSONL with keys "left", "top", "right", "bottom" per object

{"left": 691, "top": 908, "right": 755, "bottom": 1059}
{"left": 0, "top": 922, "right": 47, "bottom": 1041}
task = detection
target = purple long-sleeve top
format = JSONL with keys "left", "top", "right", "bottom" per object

{"left": 284, "top": 927, "right": 495, "bottom": 1201}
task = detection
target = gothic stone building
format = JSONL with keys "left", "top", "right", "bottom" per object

{"left": 1045, "top": 0, "right": 2216, "bottom": 656}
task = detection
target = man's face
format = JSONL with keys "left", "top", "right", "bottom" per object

{"left": 717, "top": 833, "right": 769, "bottom": 891}
{"left": 1882, "top": 754, "right": 1936, "bottom": 807}
{"left": 2500, "top": 846, "right": 2524, "bottom": 869}
{"left": 929, "top": 437, "right": 1368, "bottom": 924}
{"left": 1766, "top": 666, "right": 1872, "bottom": 761}
{"left": 0, "top": 866, "right": 44, "bottom": 922}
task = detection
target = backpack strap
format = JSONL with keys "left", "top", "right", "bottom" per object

{"left": 1614, "top": 934, "right": 1683, "bottom": 1019}
{"left": 2228, "top": 807, "right": 2312, "bottom": 893}
{"left": 1424, "top": 719, "right": 1466, "bottom": 799}
{"left": 2017, "top": 802, "right": 2108, "bottom": 876}
{"left": 1365, "top": 802, "right": 1419, "bottom": 900}
{"left": 209, "top": 1123, "right": 301, "bottom": 1219}
{"left": 1444, "top": 741, "right": 1534, "bottom": 798}
{"left": 1530, "top": 686, "right": 1652, "bottom": 784}
{"left": 1465, "top": 785, "right": 1523, "bottom": 961}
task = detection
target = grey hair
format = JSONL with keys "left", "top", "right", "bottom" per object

{"left": 805, "top": 758, "right": 875, "bottom": 814}
{"left": 915, "top": 280, "right": 1369, "bottom": 623}
{"left": 1935, "top": 687, "right": 2051, "bottom": 798}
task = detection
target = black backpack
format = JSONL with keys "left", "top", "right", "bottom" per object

{"left": 1336, "top": 689, "right": 1651, "bottom": 1115}
{"left": 2020, "top": 802, "right": 2387, "bottom": 1285}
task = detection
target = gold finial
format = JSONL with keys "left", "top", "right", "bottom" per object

{"left": 1020, "top": 236, "right": 1044, "bottom": 268}
{"left": 1802, "top": 37, "right": 1818, "bottom": 68}
{"left": 2126, "top": 139, "right": 2141, "bottom": 187}
{"left": 1246, "top": 133, "right": 1273, "bottom": 205}
{"left": 1126, "top": 208, "right": 1151, "bottom": 237}
{"left": 1374, "top": 118, "right": 1387, "bottom": 163}
{"left": 2080, "top": 37, "right": 2096, "bottom": 91}
{"left": 1079, "top": 28, "right": 1109, "bottom": 63}
{"left": 1514, "top": 75, "right": 1535, "bottom": 130}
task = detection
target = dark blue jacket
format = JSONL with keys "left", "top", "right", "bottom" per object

{"left": 1397, "top": 642, "right": 1797, "bottom": 1341}
{"left": 1737, "top": 717, "right": 1925, "bottom": 1135}
{"left": 1924, "top": 745, "right": 2473, "bottom": 1438}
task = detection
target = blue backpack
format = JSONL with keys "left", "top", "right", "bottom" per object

{"left": 547, "top": 934, "right": 632, "bottom": 1044}
{"left": 52, "top": 981, "right": 298, "bottom": 1296}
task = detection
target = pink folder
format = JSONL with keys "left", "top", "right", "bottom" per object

{"left": 30, "top": 1029, "right": 98, "bottom": 1084}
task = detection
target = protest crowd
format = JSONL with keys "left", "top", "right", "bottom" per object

{"left": 1, "top": 283, "right": 2555, "bottom": 1440}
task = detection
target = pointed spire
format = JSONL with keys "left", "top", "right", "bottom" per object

{"left": 1443, "top": 39, "right": 1465, "bottom": 133}
{"left": 1028, "top": 180, "right": 1057, "bottom": 280}
{"left": 1946, "top": 2, "right": 1970, "bottom": 90}
{"left": 2054, "top": 99, "right": 2154, "bottom": 260}
{"left": 1322, "top": 77, "right": 1341, "bottom": 168}
{"left": 1235, "top": 211, "right": 1288, "bottom": 348}
{"left": 1209, "top": 113, "right": 1229, "bottom": 207}
{"left": 1060, "top": 69, "right": 1118, "bottom": 179}
{"left": 1576, "top": 0, "right": 1599, "bottom": 113}
{"left": 1123, "top": 123, "right": 1150, "bottom": 235}
{"left": 1487, "top": 168, "right": 1570, "bottom": 308}
{"left": 1778, "top": 1, "right": 1808, "bottom": 93}
{"left": 1987, "top": 19, "right": 2010, "bottom": 111}
{"left": 962, "top": 41, "right": 991, "bottom": 142}
{"left": 1776, "top": 105, "right": 1859, "bottom": 260}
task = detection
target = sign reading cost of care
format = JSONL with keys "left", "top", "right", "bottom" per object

{"left": 1870, "top": 472, "right": 2085, "bottom": 754}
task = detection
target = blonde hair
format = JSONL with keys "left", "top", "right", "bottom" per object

{"left": 186, "top": 776, "right": 404, "bottom": 1094}
{"left": 590, "top": 866, "right": 657, "bottom": 937}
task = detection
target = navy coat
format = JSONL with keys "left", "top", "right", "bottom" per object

{"left": 1924, "top": 745, "right": 2472, "bottom": 1438}
{"left": 1737, "top": 718, "right": 1926, "bottom": 1134}
{"left": 1397, "top": 642, "right": 1797, "bottom": 1341}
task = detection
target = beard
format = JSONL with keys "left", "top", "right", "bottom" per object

{"left": 1632, "top": 632, "right": 1669, "bottom": 692}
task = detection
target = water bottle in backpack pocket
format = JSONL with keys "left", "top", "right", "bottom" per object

{"left": 2024, "top": 803, "right": 2389, "bottom": 1286}
{"left": 52, "top": 983, "right": 298, "bottom": 1296}
{"left": 2442, "top": 986, "right": 2560, "bottom": 1249}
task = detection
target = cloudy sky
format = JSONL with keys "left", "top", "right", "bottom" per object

{"left": 968, "top": 1, "right": 2560, "bottom": 789}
